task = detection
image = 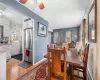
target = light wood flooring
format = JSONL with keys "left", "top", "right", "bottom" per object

{"left": 6, "top": 58, "right": 84, "bottom": 80}
{"left": 6, "top": 58, "right": 46, "bottom": 80}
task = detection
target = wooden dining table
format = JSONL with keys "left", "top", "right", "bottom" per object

{"left": 44, "top": 48, "right": 83, "bottom": 80}
{"left": 44, "top": 48, "right": 83, "bottom": 66}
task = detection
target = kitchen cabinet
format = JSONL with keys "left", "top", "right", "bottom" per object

{"left": 0, "top": 52, "right": 6, "bottom": 80}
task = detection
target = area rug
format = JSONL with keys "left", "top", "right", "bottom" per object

{"left": 18, "top": 61, "right": 32, "bottom": 69}
{"left": 18, "top": 61, "right": 48, "bottom": 80}
{"left": 11, "top": 54, "right": 22, "bottom": 61}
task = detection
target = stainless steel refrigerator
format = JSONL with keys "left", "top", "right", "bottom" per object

{"left": 24, "top": 28, "right": 33, "bottom": 63}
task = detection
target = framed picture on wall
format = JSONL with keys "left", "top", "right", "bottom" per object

{"left": 38, "top": 22, "right": 47, "bottom": 37}
{"left": 88, "top": 1, "right": 96, "bottom": 42}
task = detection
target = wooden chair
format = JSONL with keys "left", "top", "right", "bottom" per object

{"left": 68, "top": 41, "right": 75, "bottom": 48}
{"left": 49, "top": 44, "right": 55, "bottom": 48}
{"left": 73, "top": 44, "right": 89, "bottom": 80}
{"left": 48, "top": 46, "right": 68, "bottom": 80}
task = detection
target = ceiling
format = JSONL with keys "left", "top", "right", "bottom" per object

{"left": 18, "top": 0, "right": 89, "bottom": 29}
{"left": 0, "top": 2, "right": 26, "bottom": 25}
{"left": 0, "top": 0, "right": 89, "bottom": 30}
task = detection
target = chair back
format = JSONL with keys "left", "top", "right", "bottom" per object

{"left": 48, "top": 46, "right": 67, "bottom": 80}
{"left": 49, "top": 44, "right": 55, "bottom": 48}
{"left": 68, "top": 41, "right": 74, "bottom": 48}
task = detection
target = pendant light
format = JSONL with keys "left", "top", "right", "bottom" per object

{"left": 19, "top": 0, "right": 28, "bottom": 4}
{"left": 37, "top": 0, "right": 45, "bottom": 9}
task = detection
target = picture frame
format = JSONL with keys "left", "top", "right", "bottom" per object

{"left": 38, "top": 22, "right": 47, "bottom": 37}
{"left": 88, "top": 1, "right": 97, "bottom": 43}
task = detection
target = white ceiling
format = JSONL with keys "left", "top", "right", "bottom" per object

{"left": 0, "top": 2, "right": 26, "bottom": 24}
{"left": 3, "top": 8, "right": 25, "bottom": 24}
{"left": 18, "top": 0, "right": 89, "bottom": 29}
{"left": 0, "top": 0, "right": 89, "bottom": 30}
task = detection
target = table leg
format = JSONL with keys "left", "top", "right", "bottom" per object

{"left": 72, "top": 65, "right": 75, "bottom": 80}
{"left": 70, "top": 65, "right": 75, "bottom": 80}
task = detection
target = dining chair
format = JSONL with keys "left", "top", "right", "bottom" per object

{"left": 49, "top": 43, "right": 55, "bottom": 48}
{"left": 48, "top": 46, "right": 68, "bottom": 80}
{"left": 68, "top": 41, "right": 75, "bottom": 48}
{"left": 73, "top": 44, "right": 89, "bottom": 80}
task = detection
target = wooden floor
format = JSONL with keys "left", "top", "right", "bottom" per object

{"left": 6, "top": 58, "right": 83, "bottom": 80}
{"left": 6, "top": 58, "right": 45, "bottom": 80}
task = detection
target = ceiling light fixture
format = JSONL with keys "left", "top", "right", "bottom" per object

{"left": 37, "top": 0, "right": 45, "bottom": 9}
{"left": 18, "top": 0, "right": 45, "bottom": 10}
{"left": 19, "top": 0, "right": 28, "bottom": 4}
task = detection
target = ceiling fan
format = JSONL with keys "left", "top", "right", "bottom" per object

{"left": 19, "top": 0, "right": 45, "bottom": 9}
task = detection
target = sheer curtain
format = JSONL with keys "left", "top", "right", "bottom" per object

{"left": 54, "top": 32, "right": 59, "bottom": 43}
{"left": 54, "top": 31, "right": 72, "bottom": 44}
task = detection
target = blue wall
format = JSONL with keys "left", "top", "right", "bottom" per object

{"left": 0, "top": 0, "right": 48, "bottom": 64}
{"left": 53, "top": 27, "right": 80, "bottom": 43}
{"left": 34, "top": 20, "right": 48, "bottom": 63}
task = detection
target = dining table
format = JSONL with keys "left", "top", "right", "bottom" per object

{"left": 44, "top": 48, "right": 83, "bottom": 80}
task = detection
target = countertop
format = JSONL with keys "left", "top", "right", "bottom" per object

{"left": 0, "top": 44, "right": 11, "bottom": 54}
